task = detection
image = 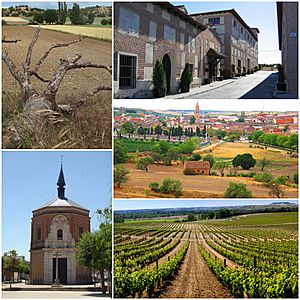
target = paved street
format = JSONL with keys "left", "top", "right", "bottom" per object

{"left": 171, "top": 71, "right": 278, "bottom": 99}
{"left": 2, "top": 291, "right": 109, "bottom": 298}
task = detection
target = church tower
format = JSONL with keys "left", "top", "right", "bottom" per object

{"left": 195, "top": 102, "right": 201, "bottom": 124}
{"left": 30, "top": 165, "right": 91, "bottom": 285}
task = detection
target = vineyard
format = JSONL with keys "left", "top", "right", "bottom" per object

{"left": 114, "top": 212, "right": 298, "bottom": 298}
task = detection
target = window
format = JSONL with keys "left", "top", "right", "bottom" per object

{"left": 119, "top": 54, "right": 137, "bottom": 89}
{"left": 208, "top": 18, "right": 220, "bottom": 25}
{"left": 79, "top": 227, "right": 83, "bottom": 237}
{"left": 37, "top": 227, "right": 41, "bottom": 240}
{"left": 57, "top": 229, "right": 63, "bottom": 240}
{"left": 188, "top": 36, "right": 195, "bottom": 53}
{"left": 164, "top": 25, "right": 176, "bottom": 42}
{"left": 233, "top": 20, "right": 237, "bottom": 27}
{"left": 149, "top": 21, "right": 157, "bottom": 42}
{"left": 119, "top": 7, "right": 140, "bottom": 36}
{"left": 146, "top": 3, "right": 154, "bottom": 13}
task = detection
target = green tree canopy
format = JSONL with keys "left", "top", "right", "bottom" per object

{"left": 136, "top": 156, "right": 153, "bottom": 172}
{"left": 224, "top": 182, "right": 252, "bottom": 198}
{"left": 114, "top": 165, "right": 129, "bottom": 188}
{"left": 232, "top": 153, "right": 256, "bottom": 170}
{"left": 114, "top": 140, "right": 128, "bottom": 164}
{"left": 76, "top": 207, "right": 112, "bottom": 293}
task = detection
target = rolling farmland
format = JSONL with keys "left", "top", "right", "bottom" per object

{"left": 114, "top": 212, "right": 298, "bottom": 298}
{"left": 30, "top": 24, "right": 112, "bottom": 41}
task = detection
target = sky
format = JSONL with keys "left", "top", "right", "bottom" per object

{"left": 2, "top": 1, "right": 112, "bottom": 9}
{"left": 172, "top": 1, "right": 280, "bottom": 64}
{"left": 114, "top": 99, "right": 299, "bottom": 112}
{"left": 2, "top": 151, "right": 112, "bottom": 260}
{"left": 115, "top": 200, "right": 298, "bottom": 211}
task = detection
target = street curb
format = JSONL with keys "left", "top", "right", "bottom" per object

{"left": 165, "top": 79, "right": 236, "bottom": 99}
{"left": 2, "top": 287, "right": 104, "bottom": 292}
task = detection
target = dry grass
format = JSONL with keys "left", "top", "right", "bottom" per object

{"left": 197, "top": 142, "right": 292, "bottom": 161}
{"left": 114, "top": 162, "right": 298, "bottom": 199}
{"left": 30, "top": 25, "right": 112, "bottom": 41}
{"left": 2, "top": 17, "right": 29, "bottom": 25}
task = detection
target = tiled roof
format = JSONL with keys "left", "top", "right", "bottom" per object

{"left": 38, "top": 197, "right": 89, "bottom": 211}
{"left": 184, "top": 160, "right": 210, "bottom": 169}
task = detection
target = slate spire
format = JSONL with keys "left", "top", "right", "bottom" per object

{"left": 57, "top": 161, "right": 66, "bottom": 199}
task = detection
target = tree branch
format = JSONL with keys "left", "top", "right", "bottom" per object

{"left": 2, "top": 33, "right": 21, "bottom": 43}
{"left": 23, "top": 27, "right": 41, "bottom": 74}
{"left": 72, "top": 85, "right": 112, "bottom": 108}
{"left": 32, "top": 36, "right": 85, "bottom": 74}
{"left": 31, "top": 72, "right": 50, "bottom": 83}
{"left": 67, "top": 62, "right": 112, "bottom": 74}
{"left": 2, "top": 51, "right": 24, "bottom": 86}
{"left": 2, "top": 39, "right": 21, "bottom": 43}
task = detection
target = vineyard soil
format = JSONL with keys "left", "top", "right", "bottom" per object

{"left": 160, "top": 241, "right": 231, "bottom": 298}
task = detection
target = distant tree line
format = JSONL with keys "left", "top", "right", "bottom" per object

{"left": 250, "top": 131, "right": 298, "bottom": 151}
{"left": 32, "top": 2, "right": 111, "bottom": 26}
{"left": 114, "top": 205, "right": 298, "bottom": 222}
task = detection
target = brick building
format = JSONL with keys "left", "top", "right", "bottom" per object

{"left": 191, "top": 9, "right": 259, "bottom": 78}
{"left": 114, "top": 2, "right": 224, "bottom": 98}
{"left": 30, "top": 165, "right": 91, "bottom": 285}
{"left": 184, "top": 161, "right": 210, "bottom": 175}
{"left": 277, "top": 2, "right": 298, "bottom": 97}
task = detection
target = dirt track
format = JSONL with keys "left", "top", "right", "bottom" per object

{"left": 160, "top": 241, "right": 231, "bottom": 298}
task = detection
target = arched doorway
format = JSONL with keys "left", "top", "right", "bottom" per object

{"left": 162, "top": 53, "right": 171, "bottom": 93}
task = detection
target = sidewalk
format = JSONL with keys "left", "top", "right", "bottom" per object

{"left": 2, "top": 282, "right": 104, "bottom": 292}
{"left": 165, "top": 78, "right": 238, "bottom": 99}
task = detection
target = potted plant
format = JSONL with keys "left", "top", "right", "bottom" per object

{"left": 152, "top": 60, "right": 167, "bottom": 97}
{"left": 179, "top": 63, "right": 192, "bottom": 93}
{"left": 276, "top": 64, "right": 286, "bottom": 91}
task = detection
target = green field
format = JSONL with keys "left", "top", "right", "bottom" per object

{"left": 203, "top": 211, "right": 298, "bottom": 226}
{"left": 116, "top": 139, "right": 159, "bottom": 152}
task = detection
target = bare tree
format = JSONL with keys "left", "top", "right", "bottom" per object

{"left": 2, "top": 27, "right": 112, "bottom": 145}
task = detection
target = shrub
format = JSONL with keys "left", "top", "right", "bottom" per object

{"left": 101, "top": 18, "right": 108, "bottom": 25}
{"left": 148, "top": 182, "right": 160, "bottom": 192}
{"left": 253, "top": 173, "right": 274, "bottom": 183}
{"left": 190, "top": 153, "right": 201, "bottom": 161}
{"left": 268, "top": 181, "right": 285, "bottom": 198}
{"left": 224, "top": 182, "right": 252, "bottom": 198}
{"left": 152, "top": 60, "right": 167, "bottom": 97}
{"left": 203, "top": 154, "right": 215, "bottom": 167}
{"left": 293, "top": 171, "right": 298, "bottom": 184}
{"left": 179, "top": 63, "right": 192, "bottom": 92}
{"left": 183, "top": 168, "right": 196, "bottom": 175}
{"left": 210, "top": 171, "right": 218, "bottom": 176}
{"left": 275, "top": 176, "right": 288, "bottom": 185}
{"left": 2, "top": 19, "right": 7, "bottom": 26}
{"left": 240, "top": 172, "right": 256, "bottom": 178}
{"left": 160, "top": 177, "right": 183, "bottom": 197}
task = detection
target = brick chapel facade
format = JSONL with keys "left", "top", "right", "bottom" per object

{"left": 30, "top": 166, "right": 91, "bottom": 285}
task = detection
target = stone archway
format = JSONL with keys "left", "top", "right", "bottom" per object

{"left": 162, "top": 52, "right": 176, "bottom": 94}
